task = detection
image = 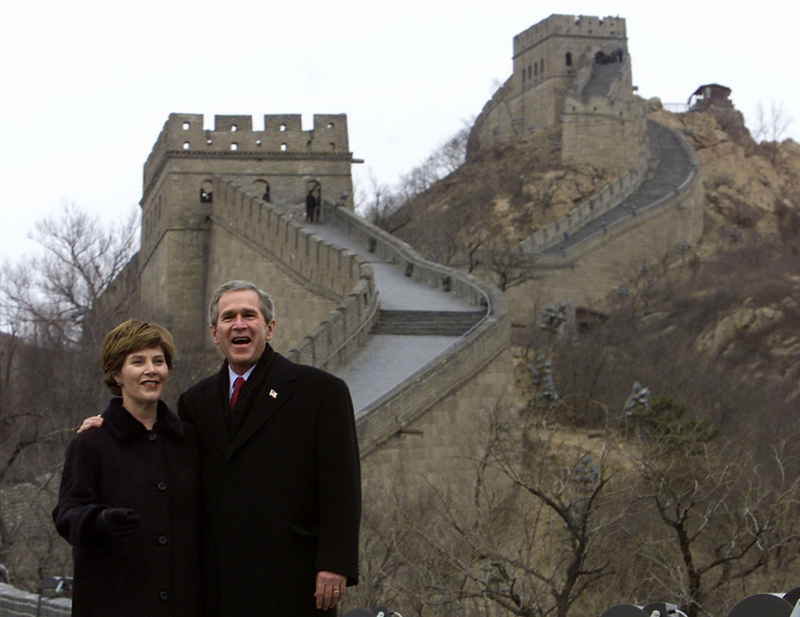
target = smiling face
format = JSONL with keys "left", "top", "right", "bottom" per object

{"left": 211, "top": 289, "right": 275, "bottom": 374}
{"left": 115, "top": 347, "right": 169, "bottom": 412}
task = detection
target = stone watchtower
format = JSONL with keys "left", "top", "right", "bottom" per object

{"left": 513, "top": 15, "right": 629, "bottom": 131}
{"left": 136, "top": 113, "right": 359, "bottom": 378}
{"left": 469, "top": 15, "right": 643, "bottom": 174}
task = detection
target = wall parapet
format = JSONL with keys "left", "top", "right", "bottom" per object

{"left": 0, "top": 583, "right": 70, "bottom": 616}
{"left": 518, "top": 132, "right": 652, "bottom": 254}
{"left": 513, "top": 15, "right": 627, "bottom": 58}
{"left": 209, "top": 178, "right": 379, "bottom": 372}
{"left": 143, "top": 113, "right": 352, "bottom": 194}
{"left": 535, "top": 125, "right": 701, "bottom": 267}
{"left": 319, "top": 203, "right": 511, "bottom": 457}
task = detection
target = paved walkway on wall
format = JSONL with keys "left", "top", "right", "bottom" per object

{"left": 582, "top": 58, "right": 625, "bottom": 100}
{"left": 546, "top": 119, "right": 694, "bottom": 254}
{"left": 304, "top": 222, "right": 479, "bottom": 412}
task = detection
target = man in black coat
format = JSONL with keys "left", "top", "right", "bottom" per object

{"left": 178, "top": 280, "right": 361, "bottom": 616}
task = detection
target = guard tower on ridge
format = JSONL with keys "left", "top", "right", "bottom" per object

{"left": 469, "top": 14, "right": 640, "bottom": 174}
{"left": 135, "top": 113, "right": 360, "bottom": 377}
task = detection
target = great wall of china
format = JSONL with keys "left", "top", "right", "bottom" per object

{"left": 1, "top": 13, "right": 712, "bottom": 615}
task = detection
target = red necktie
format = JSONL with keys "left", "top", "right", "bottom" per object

{"left": 230, "top": 376, "right": 245, "bottom": 411}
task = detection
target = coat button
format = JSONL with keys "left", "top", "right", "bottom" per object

{"left": 159, "top": 591, "right": 169, "bottom": 601}
{"left": 158, "top": 536, "right": 168, "bottom": 545}
{"left": 157, "top": 482, "right": 167, "bottom": 491}
{"left": 149, "top": 433, "right": 157, "bottom": 441}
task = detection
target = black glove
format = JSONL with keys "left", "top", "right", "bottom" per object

{"left": 94, "top": 508, "right": 141, "bottom": 540}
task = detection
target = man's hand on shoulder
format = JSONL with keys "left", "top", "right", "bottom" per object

{"left": 77, "top": 415, "right": 103, "bottom": 433}
{"left": 315, "top": 571, "right": 346, "bottom": 610}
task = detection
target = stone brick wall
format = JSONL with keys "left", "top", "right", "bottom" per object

{"left": 204, "top": 178, "right": 378, "bottom": 367}
{"left": 129, "top": 111, "right": 367, "bottom": 376}
{"left": 518, "top": 143, "right": 651, "bottom": 254}
{"left": 506, "top": 142, "right": 704, "bottom": 323}
{"left": 562, "top": 86, "right": 646, "bottom": 174}
{"left": 318, "top": 203, "right": 517, "bottom": 477}
{"left": 360, "top": 348, "right": 515, "bottom": 488}
{"left": 0, "top": 583, "right": 71, "bottom": 617}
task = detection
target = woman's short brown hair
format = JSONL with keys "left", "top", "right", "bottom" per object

{"left": 101, "top": 320, "right": 176, "bottom": 396}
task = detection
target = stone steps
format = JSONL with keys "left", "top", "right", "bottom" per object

{"left": 582, "top": 60, "right": 624, "bottom": 99}
{"left": 371, "top": 310, "right": 485, "bottom": 336}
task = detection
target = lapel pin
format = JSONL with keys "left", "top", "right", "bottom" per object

{"left": 269, "top": 389, "right": 278, "bottom": 399}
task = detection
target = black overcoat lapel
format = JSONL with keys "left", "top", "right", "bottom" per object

{"left": 227, "top": 347, "right": 297, "bottom": 457}
{"left": 197, "top": 368, "right": 233, "bottom": 455}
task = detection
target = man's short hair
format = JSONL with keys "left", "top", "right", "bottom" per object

{"left": 101, "top": 320, "right": 175, "bottom": 396}
{"left": 208, "top": 280, "right": 275, "bottom": 327}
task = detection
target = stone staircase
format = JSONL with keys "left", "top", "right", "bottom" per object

{"left": 371, "top": 310, "right": 485, "bottom": 336}
{"left": 582, "top": 59, "right": 625, "bottom": 100}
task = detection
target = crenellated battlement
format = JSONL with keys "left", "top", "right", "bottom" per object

{"left": 513, "top": 14, "right": 626, "bottom": 58}
{"left": 143, "top": 113, "right": 351, "bottom": 194}
{"left": 164, "top": 113, "right": 348, "bottom": 152}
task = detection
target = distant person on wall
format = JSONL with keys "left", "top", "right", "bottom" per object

{"left": 78, "top": 281, "right": 362, "bottom": 616}
{"left": 54, "top": 320, "right": 201, "bottom": 617}
{"left": 306, "top": 191, "right": 318, "bottom": 222}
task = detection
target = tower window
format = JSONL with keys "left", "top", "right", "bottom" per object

{"left": 566, "top": 52, "right": 572, "bottom": 66}
{"left": 231, "top": 124, "right": 238, "bottom": 132}
{"left": 183, "top": 142, "right": 190, "bottom": 150}
{"left": 327, "top": 122, "right": 335, "bottom": 129}
{"left": 182, "top": 122, "right": 190, "bottom": 130}
{"left": 281, "top": 143, "right": 287, "bottom": 151}
{"left": 280, "top": 124, "right": 287, "bottom": 132}
{"left": 230, "top": 143, "right": 238, "bottom": 151}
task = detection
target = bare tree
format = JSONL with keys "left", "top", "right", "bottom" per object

{"left": 631, "top": 440, "right": 799, "bottom": 617}
{"left": 0, "top": 203, "right": 140, "bottom": 589}
{"left": 398, "top": 124, "right": 471, "bottom": 200}
{"left": 28, "top": 203, "right": 139, "bottom": 345}
{"left": 476, "top": 242, "right": 539, "bottom": 292}
{"left": 467, "top": 412, "right": 622, "bottom": 617}
{"left": 356, "top": 123, "right": 472, "bottom": 233}
{"left": 427, "top": 123, "right": 471, "bottom": 177}
{"left": 350, "top": 405, "right": 625, "bottom": 617}
{"left": 356, "top": 172, "right": 409, "bottom": 234}
{"left": 753, "top": 100, "right": 793, "bottom": 144}
{"left": 753, "top": 100, "right": 793, "bottom": 163}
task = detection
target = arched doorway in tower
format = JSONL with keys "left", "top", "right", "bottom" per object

{"left": 200, "top": 180, "right": 213, "bottom": 203}
{"left": 252, "top": 179, "right": 271, "bottom": 203}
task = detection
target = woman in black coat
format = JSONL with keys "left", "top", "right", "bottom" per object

{"left": 53, "top": 320, "right": 201, "bottom": 617}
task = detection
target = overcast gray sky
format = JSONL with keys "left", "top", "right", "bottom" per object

{"left": 2, "top": 0, "right": 796, "bottom": 260}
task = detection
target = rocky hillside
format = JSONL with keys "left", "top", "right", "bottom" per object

{"left": 644, "top": 103, "right": 800, "bottom": 404}
{"left": 355, "top": 100, "right": 800, "bottom": 617}
{"left": 387, "top": 128, "right": 620, "bottom": 263}
{"left": 648, "top": 102, "right": 800, "bottom": 249}
{"left": 390, "top": 99, "right": 800, "bottom": 440}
